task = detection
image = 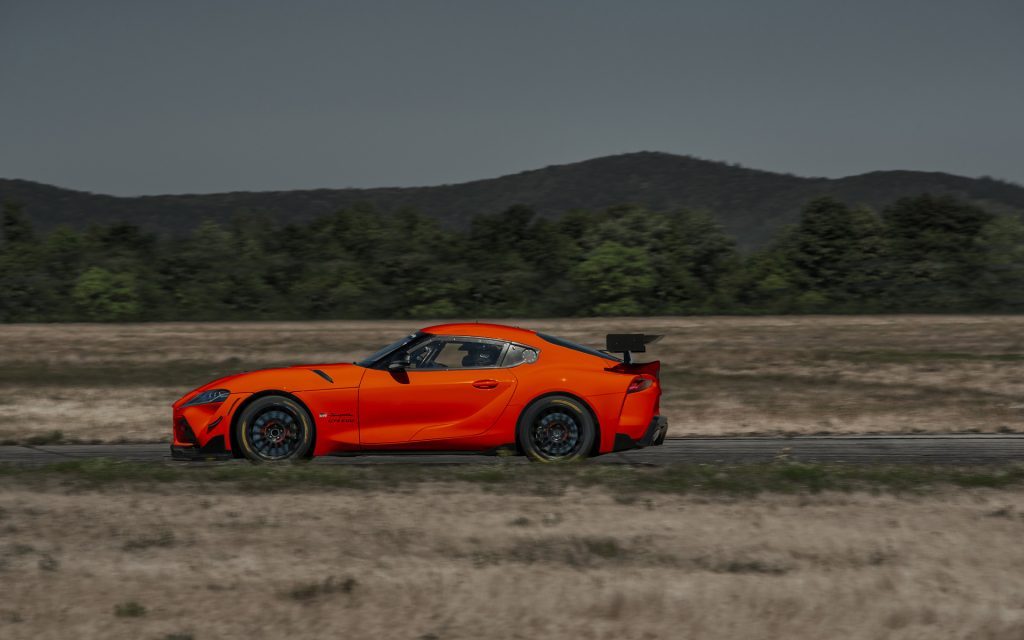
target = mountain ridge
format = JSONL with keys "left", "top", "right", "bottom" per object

{"left": 3, "top": 151, "right": 1023, "bottom": 247}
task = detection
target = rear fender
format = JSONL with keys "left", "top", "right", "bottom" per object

{"left": 606, "top": 360, "right": 661, "bottom": 378}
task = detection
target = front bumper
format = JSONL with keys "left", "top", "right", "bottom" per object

{"left": 170, "top": 435, "right": 232, "bottom": 461}
{"left": 612, "top": 415, "right": 668, "bottom": 452}
{"left": 171, "top": 397, "right": 242, "bottom": 460}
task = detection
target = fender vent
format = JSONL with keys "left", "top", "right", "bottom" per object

{"left": 311, "top": 369, "right": 334, "bottom": 383}
{"left": 206, "top": 416, "right": 223, "bottom": 433}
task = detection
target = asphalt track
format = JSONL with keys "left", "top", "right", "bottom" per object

{"left": 3, "top": 435, "right": 1024, "bottom": 466}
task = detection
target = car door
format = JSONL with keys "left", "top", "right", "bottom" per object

{"left": 358, "top": 336, "right": 518, "bottom": 445}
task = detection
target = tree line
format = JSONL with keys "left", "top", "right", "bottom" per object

{"left": 1, "top": 194, "right": 1022, "bottom": 322}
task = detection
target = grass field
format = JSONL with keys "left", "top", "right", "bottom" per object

{"left": 3, "top": 462, "right": 1024, "bottom": 639}
{"left": 1, "top": 315, "right": 1023, "bottom": 444}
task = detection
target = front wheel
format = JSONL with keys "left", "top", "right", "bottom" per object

{"left": 517, "top": 395, "right": 595, "bottom": 462}
{"left": 236, "top": 395, "right": 314, "bottom": 464}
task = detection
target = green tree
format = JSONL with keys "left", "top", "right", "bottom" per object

{"left": 0, "top": 203, "right": 53, "bottom": 320}
{"left": 659, "top": 210, "right": 739, "bottom": 312}
{"left": 2, "top": 202, "right": 35, "bottom": 246}
{"left": 37, "top": 227, "right": 86, "bottom": 321}
{"left": 72, "top": 266, "right": 140, "bottom": 321}
{"left": 159, "top": 221, "right": 236, "bottom": 318}
{"left": 568, "top": 207, "right": 739, "bottom": 314}
{"left": 725, "top": 243, "right": 806, "bottom": 313}
{"left": 461, "top": 206, "right": 549, "bottom": 316}
{"left": 571, "top": 241, "right": 656, "bottom": 315}
{"left": 0, "top": 192, "right": 1018, "bottom": 321}
{"left": 782, "top": 198, "right": 887, "bottom": 311}
{"left": 971, "top": 215, "right": 1024, "bottom": 311}
{"left": 881, "top": 195, "right": 994, "bottom": 310}
{"left": 368, "top": 209, "right": 465, "bottom": 318}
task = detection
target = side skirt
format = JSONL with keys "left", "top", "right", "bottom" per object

{"left": 325, "top": 444, "right": 518, "bottom": 458}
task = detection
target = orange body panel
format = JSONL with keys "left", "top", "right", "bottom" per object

{"left": 171, "top": 322, "right": 664, "bottom": 458}
{"left": 358, "top": 367, "right": 518, "bottom": 445}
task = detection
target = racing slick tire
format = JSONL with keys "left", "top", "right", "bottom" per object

{"left": 517, "top": 395, "right": 596, "bottom": 463}
{"left": 236, "top": 395, "right": 314, "bottom": 464}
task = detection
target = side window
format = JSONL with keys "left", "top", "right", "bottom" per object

{"left": 502, "top": 344, "right": 538, "bottom": 367}
{"left": 432, "top": 342, "right": 475, "bottom": 368}
{"left": 405, "top": 339, "right": 444, "bottom": 369}
{"left": 406, "top": 338, "right": 505, "bottom": 370}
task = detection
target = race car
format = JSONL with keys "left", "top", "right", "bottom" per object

{"left": 171, "top": 323, "right": 666, "bottom": 463}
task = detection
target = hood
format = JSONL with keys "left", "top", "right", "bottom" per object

{"left": 174, "top": 363, "right": 366, "bottom": 407}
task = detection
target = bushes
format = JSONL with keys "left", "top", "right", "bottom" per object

{"left": 1, "top": 195, "right": 1022, "bottom": 321}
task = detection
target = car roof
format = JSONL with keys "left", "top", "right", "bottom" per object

{"left": 419, "top": 322, "right": 540, "bottom": 344}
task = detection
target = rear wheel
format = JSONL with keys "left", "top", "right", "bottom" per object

{"left": 517, "top": 395, "right": 595, "bottom": 462}
{"left": 236, "top": 395, "right": 314, "bottom": 464}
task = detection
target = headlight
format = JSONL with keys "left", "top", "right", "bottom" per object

{"left": 183, "top": 389, "right": 230, "bottom": 407}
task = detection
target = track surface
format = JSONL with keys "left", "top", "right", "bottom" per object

{"left": 3, "top": 435, "right": 1024, "bottom": 465}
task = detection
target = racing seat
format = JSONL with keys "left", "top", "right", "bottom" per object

{"left": 461, "top": 343, "right": 500, "bottom": 367}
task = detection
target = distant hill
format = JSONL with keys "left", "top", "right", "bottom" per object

{"left": 3, "top": 151, "right": 1024, "bottom": 247}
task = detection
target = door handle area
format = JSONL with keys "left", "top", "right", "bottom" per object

{"left": 472, "top": 379, "right": 499, "bottom": 389}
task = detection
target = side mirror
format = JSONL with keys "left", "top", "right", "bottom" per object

{"left": 388, "top": 357, "right": 411, "bottom": 371}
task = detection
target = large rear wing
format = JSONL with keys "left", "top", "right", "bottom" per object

{"left": 606, "top": 333, "right": 663, "bottom": 365}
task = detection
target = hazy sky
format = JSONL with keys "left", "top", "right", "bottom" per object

{"left": 2, "top": 0, "right": 1022, "bottom": 195}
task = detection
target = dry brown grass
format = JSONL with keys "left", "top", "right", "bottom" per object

{"left": 1, "top": 315, "right": 1023, "bottom": 443}
{"left": 3, "top": 482, "right": 1024, "bottom": 639}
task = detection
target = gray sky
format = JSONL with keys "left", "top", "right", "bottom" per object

{"left": 2, "top": 0, "right": 1022, "bottom": 195}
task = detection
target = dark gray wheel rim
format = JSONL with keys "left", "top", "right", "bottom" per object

{"left": 530, "top": 408, "right": 582, "bottom": 459}
{"left": 248, "top": 407, "right": 303, "bottom": 460}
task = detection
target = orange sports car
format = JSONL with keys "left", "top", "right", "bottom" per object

{"left": 171, "top": 323, "right": 666, "bottom": 463}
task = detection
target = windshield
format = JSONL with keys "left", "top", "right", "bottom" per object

{"left": 355, "top": 332, "right": 428, "bottom": 367}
